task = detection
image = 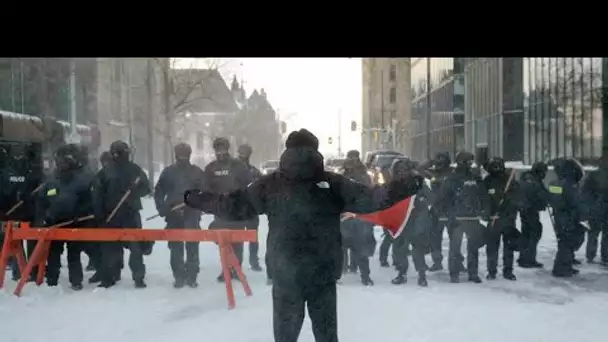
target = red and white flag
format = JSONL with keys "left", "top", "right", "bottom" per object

{"left": 354, "top": 195, "right": 416, "bottom": 238}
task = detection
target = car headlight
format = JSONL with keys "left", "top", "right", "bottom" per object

{"left": 377, "top": 172, "right": 385, "bottom": 184}
{"left": 262, "top": 169, "right": 268, "bottom": 175}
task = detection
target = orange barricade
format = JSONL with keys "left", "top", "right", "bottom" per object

{"left": 0, "top": 221, "right": 256, "bottom": 309}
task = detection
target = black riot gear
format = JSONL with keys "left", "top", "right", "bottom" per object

{"left": 455, "top": 151, "right": 474, "bottom": 169}
{"left": 54, "top": 144, "right": 82, "bottom": 172}
{"left": 213, "top": 137, "right": 230, "bottom": 161}
{"left": 435, "top": 152, "right": 451, "bottom": 169}
{"left": 174, "top": 143, "right": 192, "bottom": 165}
{"left": 237, "top": 144, "right": 253, "bottom": 163}
{"left": 485, "top": 157, "right": 506, "bottom": 176}
{"left": 109, "top": 140, "right": 130, "bottom": 163}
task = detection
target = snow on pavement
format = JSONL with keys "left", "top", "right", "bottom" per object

{"left": 2, "top": 198, "right": 608, "bottom": 342}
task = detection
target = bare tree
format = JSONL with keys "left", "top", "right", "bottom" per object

{"left": 149, "top": 58, "right": 236, "bottom": 164}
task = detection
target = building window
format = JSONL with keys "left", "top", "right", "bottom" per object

{"left": 389, "top": 64, "right": 396, "bottom": 82}
{"left": 389, "top": 87, "right": 396, "bottom": 104}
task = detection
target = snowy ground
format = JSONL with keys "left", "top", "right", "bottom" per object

{"left": 2, "top": 198, "right": 608, "bottom": 342}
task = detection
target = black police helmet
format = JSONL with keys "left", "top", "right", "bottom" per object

{"left": 485, "top": 157, "right": 505, "bottom": 174}
{"left": 213, "top": 137, "right": 230, "bottom": 151}
{"left": 174, "top": 143, "right": 192, "bottom": 158}
{"left": 238, "top": 144, "right": 253, "bottom": 158}
{"left": 455, "top": 151, "right": 474, "bottom": 165}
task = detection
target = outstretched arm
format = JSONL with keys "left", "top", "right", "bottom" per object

{"left": 333, "top": 173, "right": 423, "bottom": 214}
{"left": 184, "top": 176, "right": 268, "bottom": 220}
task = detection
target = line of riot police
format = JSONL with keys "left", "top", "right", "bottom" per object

{"left": 338, "top": 149, "right": 602, "bottom": 287}
{"left": 1, "top": 136, "right": 266, "bottom": 291}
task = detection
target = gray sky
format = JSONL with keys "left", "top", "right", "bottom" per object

{"left": 177, "top": 58, "right": 362, "bottom": 157}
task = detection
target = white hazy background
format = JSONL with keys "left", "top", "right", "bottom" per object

{"left": 178, "top": 58, "right": 362, "bottom": 157}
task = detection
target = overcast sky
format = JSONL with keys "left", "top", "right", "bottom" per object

{"left": 177, "top": 58, "right": 362, "bottom": 157}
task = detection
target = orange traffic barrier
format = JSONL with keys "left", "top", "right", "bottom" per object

{"left": 0, "top": 221, "right": 257, "bottom": 309}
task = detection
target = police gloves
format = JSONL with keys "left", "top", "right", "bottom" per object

{"left": 184, "top": 189, "right": 215, "bottom": 211}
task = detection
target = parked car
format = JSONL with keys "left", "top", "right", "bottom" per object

{"left": 261, "top": 160, "right": 279, "bottom": 175}
{"left": 364, "top": 150, "right": 404, "bottom": 185}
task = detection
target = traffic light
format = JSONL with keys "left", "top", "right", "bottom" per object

{"left": 350, "top": 121, "right": 357, "bottom": 131}
{"left": 328, "top": 137, "right": 333, "bottom": 144}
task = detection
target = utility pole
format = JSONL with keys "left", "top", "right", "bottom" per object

{"left": 69, "top": 58, "right": 78, "bottom": 143}
{"left": 425, "top": 57, "right": 432, "bottom": 160}
{"left": 337, "top": 108, "right": 342, "bottom": 157}
{"left": 145, "top": 59, "right": 155, "bottom": 185}
{"left": 380, "top": 71, "right": 385, "bottom": 149}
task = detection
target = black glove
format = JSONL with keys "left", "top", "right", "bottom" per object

{"left": 184, "top": 189, "right": 215, "bottom": 211}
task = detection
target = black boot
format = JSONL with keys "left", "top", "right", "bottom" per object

{"left": 134, "top": 279, "right": 147, "bottom": 288}
{"left": 186, "top": 278, "right": 199, "bottom": 288}
{"left": 86, "top": 263, "right": 96, "bottom": 272}
{"left": 380, "top": 261, "right": 390, "bottom": 268}
{"left": 503, "top": 270, "right": 517, "bottom": 281}
{"left": 418, "top": 273, "right": 428, "bottom": 287}
{"left": 530, "top": 261, "right": 544, "bottom": 268}
{"left": 217, "top": 269, "right": 239, "bottom": 282}
{"left": 98, "top": 279, "right": 116, "bottom": 288}
{"left": 468, "top": 275, "right": 482, "bottom": 283}
{"left": 486, "top": 272, "right": 497, "bottom": 280}
{"left": 428, "top": 263, "right": 443, "bottom": 272}
{"left": 88, "top": 273, "right": 102, "bottom": 284}
{"left": 450, "top": 274, "right": 460, "bottom": 283}
{"left": 573, "top": 258, "right": 582, "bottom": 265}
{"left": 361, "top": 275, "right": 374, "bottom": 286}
{"left": 71, "top": 283, "right": 83, "bottom": 291}
{"left": 391, "top": 274, "right": 407, "bottom": 285}
{"left": 251, "top": 263, "right": 263, "bottom": 272}
{"left": 173, "top": 278, "right": 185, "bottom": 289}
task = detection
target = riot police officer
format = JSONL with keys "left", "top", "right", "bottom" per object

{"left": 237, "top": 143, "right": 263, "bottom": 271}
{"left": 439, "top": 151, "right": 489, "bottom": 284}
{"left": 93, "top": 140, "right": 151, "bottom": 288}
{"left": 203, "top": 137, "right": 252, "bottom": 281}
{"left": 155, "top": 143, "right": 205, "bottom": 288}
{"left": 36, "top": 144, "right": 96, "bottom": 290}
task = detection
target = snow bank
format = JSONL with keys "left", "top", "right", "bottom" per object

{"left": 2, "top": 200, "right": 607, "bottom": 342}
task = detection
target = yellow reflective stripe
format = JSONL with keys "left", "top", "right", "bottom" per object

{"left": 548, "top": 185, "right": 563, "bottom": 194}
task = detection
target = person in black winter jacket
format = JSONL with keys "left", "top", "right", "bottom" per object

{"left": 0, "top": 142, "right": 43, "bottom": 282}
{"left": 483, "top": 157, "right": 520, "bottom": 281}
{"left": 418, "top": 152, "right": 465, "bottom": 272}
{"left": 93, "top": 140, "right": 151, "bottom": 289}
{"left": 237, "top": 143, "right": 264, "bottom": 272}
{"left": 36, "top": 144, "right": 96, "bottom": 290}
{"left": 439, "top": 151, "right": 490, "bottom": 284}
{"left": 581, "top": 157, "right": 608, "bottom": 265}
{"left": 155, "top": 143, "right": 205, "bottom": 288}
{"left": 517, "top": 162, "right": 549, "bottom": 268}
{"left": 184, "top": 129, "right": 422, "bottom": 342}
{"left": 203, "top": 138, "right": 253, "bottom": 282}
{"left": 548, "top": 158, "right": 588, "bottom": 277}
{"left": 391, "top": 157, "right": 432, "bottom": 287}
{"left": 339, "top": 149, "right": 373, "bottom": 274}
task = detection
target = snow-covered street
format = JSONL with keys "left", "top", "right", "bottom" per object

{"left": 2, "top": 198, "right": 608, "bottom": 342}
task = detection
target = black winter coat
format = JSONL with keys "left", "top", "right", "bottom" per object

{"left": 581, "top": 167, "right": 608, "bottom": 222}
{"left": 439, "top": 168, "right": 490, "bottom": 219}
{"left": 185, "top": 147, "right": 422, "bottom": 285}
{"left": 93, "top": 160, "right": 150, "bottom": 226}
{"left": 35, "top": 168, "right": 96, "bottom": 227}
{"left": 154, "top": 162, "right": 204, "bottom": 222}
{"left": 483, "top": 171, "right": 520, "bottom": 221}
{"left": 519, "top": 170, "right": 549, "bottom": 212}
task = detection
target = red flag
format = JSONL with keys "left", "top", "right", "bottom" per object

{"left": 355, "top": 196, "right": 416, "bottom": 238}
